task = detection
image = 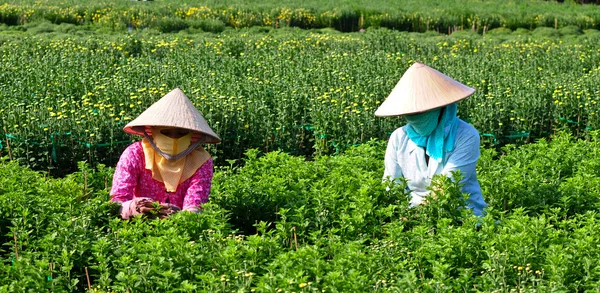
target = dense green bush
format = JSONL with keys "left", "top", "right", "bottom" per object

{"left": 2, "top": 132, "right": 600, "bottom": 291}
{"left": 478, "top": 131, "right": 600, "bottom": 217}
{"left": 55, "top": 23, "right": 79, "bottom": 34}
{"left": 26, "top": 21, "right": 55, "bottom": 34}
{"left": 532, "top": 26, "right": 562, "bottom": 37}
{"left": 189, "top": 18, "right": 225, "bottom": 33}
{"left": 156, "top": 17, "right": 190, "bottom": 33}
{"left": 485, "top": 27, "right": 513, "bottom": 35}
{"left": 559, "top": 24, "right": 583, "bottom": 35}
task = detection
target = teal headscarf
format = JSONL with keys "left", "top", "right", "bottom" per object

{"left": 404, "top": 103, "right": 459, "bottom": 162}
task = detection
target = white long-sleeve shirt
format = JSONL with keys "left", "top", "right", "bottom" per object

{"left": 383, "top": 119, "right": 487, "bottom": 216}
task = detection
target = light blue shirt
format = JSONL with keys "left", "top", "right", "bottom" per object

{"left": 383, "top": 119, "right": 487, "bottom": 216}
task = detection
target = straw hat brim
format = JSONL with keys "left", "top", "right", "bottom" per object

{"left": 124, "top": 88, "right": 221, "bottom": 144}
{"left": 375, "top": 62, "right": 475, "bottom": 117}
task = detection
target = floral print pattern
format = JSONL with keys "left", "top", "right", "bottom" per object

{"left": 110, "top": 142, "right": 213, "bottom": 210}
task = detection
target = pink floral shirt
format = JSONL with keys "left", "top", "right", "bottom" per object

{"left": 110, "top": 141, "right": 213, "bottom": 210}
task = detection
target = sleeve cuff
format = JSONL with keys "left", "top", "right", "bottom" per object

{"left": 183, "top": 206, "right": 200, "bottom": 213}
{"left": 119, "top": 199, "right": 136, "bottom": 219}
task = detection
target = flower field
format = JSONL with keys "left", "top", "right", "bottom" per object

{"left": 2, "top": 132, "right": 600, "bottom": 292}
{"left": 2, "top": 1, "right": 600, "bottom": 291}
{"left": 0, "top": 27, "right": 599, "bottom": 173}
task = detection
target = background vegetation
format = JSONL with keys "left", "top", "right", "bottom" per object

{"left": 2, "top": 1, "right": 600, "bottom": 291}
{"left": 1, "top": 0, "right": 600, "bottom": 33}
{"left": 0, "top": 27, "right": 599, "bottom": 174}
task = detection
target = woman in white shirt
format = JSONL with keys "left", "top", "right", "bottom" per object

{"left": 375, "top": 62, "right": 487, "bottom": 216}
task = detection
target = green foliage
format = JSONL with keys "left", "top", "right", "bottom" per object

{"left": 26, "top": 21, "right": 55, "bottom": 34}
{"left": 55, "top": 23, "right": 79, "bottom": 34}
{"left": 1, "top": 1, "right": 600, "bottom": 290}
{"left": 211, "top": 140, "right": 398, "bottom": 238}
{"left": 478, "top": 131, "right": 600, "bottom": 217}
{"left": 532, "top": 26, "right": 561, "bottom": 38}
{"left": 485, "top": 27, "right": 513, "bottom": 35}
{"left": 1, "top": 28, "right": 599, "bottom": 172}
{"left": 189, "top": 18, "right": 225, "bottom": 33}
{"left": 2, "top": 0, "right": 600, "bottom": 33}
{"left": 156, "top": 17, "right": 190, "bottom": 33}
{"left": 559, "top": 24, "right": 583, "bottom": 35}
{"left": 3, "top": 134, "right": 600, "bottom": 291}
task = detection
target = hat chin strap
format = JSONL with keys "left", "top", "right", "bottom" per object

{"left": 143, "top": 133, "right": 203, "bottom": 161}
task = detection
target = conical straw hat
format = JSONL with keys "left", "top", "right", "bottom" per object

{"left": 375, "top": 62, "right": 475, "bottom": 117}
{"left": 124, "top": 88, "right": 221, "bottom": 144}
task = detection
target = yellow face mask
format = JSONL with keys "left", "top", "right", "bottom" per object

{"left": 151, "top": 127, "right": 192, "bottom": 157}
{"left": 142, "top": 127, "right": 211, "bottom": 193}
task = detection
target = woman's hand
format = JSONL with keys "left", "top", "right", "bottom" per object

{"left": 134, "top": 198, "right": 156, "bottom": 215}
{"left": 135, "top": 199, "right": 181, "bottom": 219}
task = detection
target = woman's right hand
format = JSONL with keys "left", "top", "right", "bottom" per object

{"left": 119, "top": 198, "right": 180, "bottom": 219}
{"left": 134, "top": 198, "right": 156, "bottom": 215}
{"left": 135, "top": 199, "right": 181, "bottom": 219}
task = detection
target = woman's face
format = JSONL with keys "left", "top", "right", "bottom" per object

{"left": 159, "top": 128, "right": 191, "bottom": 139}
{"left": 404, "top": 108, "right": 442, "bottom": 136}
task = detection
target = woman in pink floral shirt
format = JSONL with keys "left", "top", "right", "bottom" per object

{"left": 110, "top": 88, "right": 221, "bottom": 219}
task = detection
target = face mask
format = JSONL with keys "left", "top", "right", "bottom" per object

{"left": 151, "top": 128, "right": 192, "bottom": 157}
{"left": 405, "top": 108, "right": 441, "bottom": 136}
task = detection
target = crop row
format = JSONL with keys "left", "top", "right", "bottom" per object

{"left": 1, "top": 0, "right": 600, "bottom": 33}
{"left": 1, "top": 29, "right": 599, "bottom": 173}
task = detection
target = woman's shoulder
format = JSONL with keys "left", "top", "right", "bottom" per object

{"left": 390, "top": 125, "right": 408, "bottom": 138}
{"left": 387, "top": 126, "right": 412, "bottom": 148}
{"left": 120, "top": 141, "right": 144, "bottom": 159}
{"left": 457, "top": 119, "right": 479, "bottom": 135}
{"left": 124, "top": 140, "right": 143, "bottom": 152}
{"left": 455, "top": 119, "right": 480, "bottom": 145}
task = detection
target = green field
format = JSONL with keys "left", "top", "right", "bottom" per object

{"left": 1, "top": 27, "right": 599, "bottom": 173}
{"left": 2, "top": 132, "right": 600, "bottom": 292}
{"left": 2, "top": 0, "right": 600, "bottom": 292}
{"left": 1, "top": 0, "right": 600, "bottom": 33}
